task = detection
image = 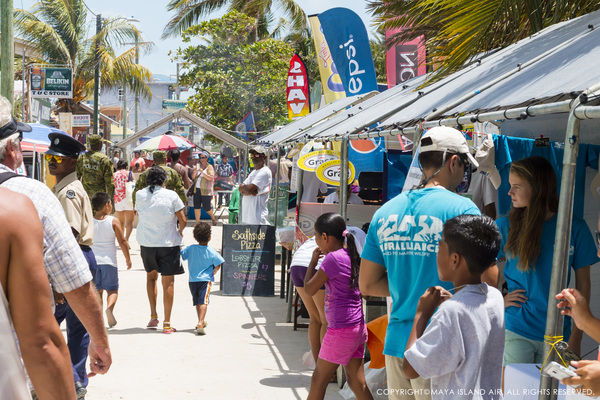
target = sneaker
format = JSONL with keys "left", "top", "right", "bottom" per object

{"left": 146, "top": 316, "right": 159, "bottom": 329}
{"left": 105, "top": 309, "right": 117, "bottom": 328}
{"left": 195, "top": 327, "right": 206, "bottom": 335}
{"left": 163, "top": 326, "right": 176, "bottom": 334}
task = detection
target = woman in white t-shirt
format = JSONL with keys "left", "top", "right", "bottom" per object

{"left": 135, "top": 166, "right": 187, "bottom": 334}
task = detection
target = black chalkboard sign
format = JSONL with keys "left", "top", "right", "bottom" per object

{"left": 221, "top": 224, "right": 275, "bottom": 296}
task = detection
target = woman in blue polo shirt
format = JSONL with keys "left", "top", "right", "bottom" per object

{"left": 496, "top": 156, "right": 599, "bottom": 366}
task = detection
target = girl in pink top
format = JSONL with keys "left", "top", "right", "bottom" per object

{"left": 305, "top": 212, "right": 373, "bottom": 400}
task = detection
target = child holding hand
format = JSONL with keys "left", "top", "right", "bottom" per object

{"left": 304, "top": 212, "right": 373, "bottom": 400}
{"left": 403, "top": 215, "right": 505, "bottom": 399}
{"left": 91, "top": 192, "right": 132, "bottom": 328}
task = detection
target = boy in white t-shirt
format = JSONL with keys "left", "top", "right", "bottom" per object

{"left": 91, "top": 192, "right": 132, "bottom": 328}
{"left": 403, "top": 215, "right": 505, "bottom": 400}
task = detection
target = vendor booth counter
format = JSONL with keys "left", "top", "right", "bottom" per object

{"left": 298, "top": 203, "right": 377, "bottom": 237}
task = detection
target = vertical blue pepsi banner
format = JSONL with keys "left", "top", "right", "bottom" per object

{"left": 318, "top": 8, "right": 378, "bottom": 96}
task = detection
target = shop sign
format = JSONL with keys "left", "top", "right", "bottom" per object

{"left": 315, "top": 159, "right": 355, "bottom": 186}
{"left": 31, "top": 67, "right": 73, "bottom": 98}
{"left": 297, "top": 149, "right": 339, "bottom": 172}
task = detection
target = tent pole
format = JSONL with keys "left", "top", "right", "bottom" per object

{"left": 339, "top": 136, "right": 349, "bottom": 220}
{"left": 273, "top": 146, "right": 285, "bottom": 298}
{"left": 536, "top": 79, "right": 600, "bottom": 399}
{"left": 538, "top": 104, "right": 580, "bottom": 400}
{"left": 287, "top": 150, "right": 305, "bottom": 323}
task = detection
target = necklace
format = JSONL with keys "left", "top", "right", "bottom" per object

{"left": 441, "top": 283, "right": 487, "bottom": 297}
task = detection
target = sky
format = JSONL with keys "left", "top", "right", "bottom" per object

{"left": 16, "top": 0, "right": 376, "bottom": 78}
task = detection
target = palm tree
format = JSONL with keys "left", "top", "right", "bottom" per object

{"left": 14, "top": 0, "right": 154, "bottom": 111}
{"left": 368, "top": 0, "right": 600, "bottom": 80}
{"left": 162, "top": 0, "right": 307, "bottom": 39}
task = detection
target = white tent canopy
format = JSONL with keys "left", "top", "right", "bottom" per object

{"left": 256, "top": 93, "right": 376, "bottom": 146}
{"left": 115, "top": 108, "right": 247, "bottom": 150}
{"left": 280, "top": 9, "right": 600, "bottom": 145}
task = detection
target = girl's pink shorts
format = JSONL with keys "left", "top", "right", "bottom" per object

{"left": 318, "top": 323, "right": 367, "bottom": 365}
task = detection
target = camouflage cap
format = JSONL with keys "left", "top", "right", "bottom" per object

{"left": 153, "top": 150, "right": 167, "bottom": 160}
{"left": 88, "top": 134, "right": 103, "bottom": 145}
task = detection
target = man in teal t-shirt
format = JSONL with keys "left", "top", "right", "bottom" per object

{"left": 360, "top": 127, "right": 494, "bottom": 400}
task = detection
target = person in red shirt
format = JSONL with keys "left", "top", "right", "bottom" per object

{"left": 130, "top": 151, "right": 147, "bottom": 180}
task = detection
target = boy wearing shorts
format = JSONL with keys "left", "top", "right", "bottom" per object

{"left": 403, "top": 215, "right": 505, "bottom": 399}
{"left": 181, "top": 221, "right": 224, "bottom": 335}
{"left": 90, "top": 192, "right": 132, "bottom": 328}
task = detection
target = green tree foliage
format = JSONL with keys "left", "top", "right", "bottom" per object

{"left": 14, "top": 0, "right": 153, "bottom": 111}
{"left": 368, "top": 0, "right": 600, "bottom": 79}
{"left": 163, "top": 0, "right": 307, "bottom": 39}
{"left": 369, "top": 30, "right": 387, "bottom": 84}
{"left": 174, "top": 11, "right": 294, "bottom": 133}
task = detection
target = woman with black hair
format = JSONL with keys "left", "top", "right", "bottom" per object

{"left": 113, "top": 159, "right": 134, "bottom": 241}
{"left": 135, "top": 166, "right": 187, "bottom": 334}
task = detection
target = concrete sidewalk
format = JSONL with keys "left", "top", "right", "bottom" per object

{"left": 83, "top": 219, "right": 343, "bottom": 400}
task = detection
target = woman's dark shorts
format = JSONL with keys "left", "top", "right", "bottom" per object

{"left": 140, "top": 246, "right": 184, "bottom": 276}
{"left": 193, "top": 190, "right": 213, "bottom": 211}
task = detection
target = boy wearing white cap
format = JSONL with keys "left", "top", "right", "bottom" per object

{"left": 359, "top": 127, "right": 498, "bottom": 400}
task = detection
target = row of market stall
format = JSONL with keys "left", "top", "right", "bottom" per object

{"left": 255, "top": 9, "right": 600, "bottom": 399}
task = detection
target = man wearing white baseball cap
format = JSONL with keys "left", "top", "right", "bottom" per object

{"left": 360, "top": 126, "right": 499, "bottom": 400}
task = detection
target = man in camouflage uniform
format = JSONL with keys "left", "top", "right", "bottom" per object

{"left": 133, "top": 150, "right": 185, "bottom": 206}
{"left": 76, "top": 134, "right": 115, "bottom": 203}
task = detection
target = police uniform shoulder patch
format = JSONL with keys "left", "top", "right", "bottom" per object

{"left": 66, "top": 190, "right": 76, "bottom": 199}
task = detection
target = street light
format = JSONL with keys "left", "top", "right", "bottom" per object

{"left": 119, "top": 17, "right": 139, "bottom": 141}
{"left": 93, "top": 15, "right": 138, "bottom": 139}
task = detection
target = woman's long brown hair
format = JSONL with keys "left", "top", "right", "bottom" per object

{"left": 505, "top": 156, "right": 559, "bottom": 272}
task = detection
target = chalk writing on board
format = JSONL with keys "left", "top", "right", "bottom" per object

{"left": 222, "top": 224, "right": 275, "bottom": 296}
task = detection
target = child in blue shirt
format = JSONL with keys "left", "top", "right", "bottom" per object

{"left": 181, "top": 221, "right": 224, "bottom": 335}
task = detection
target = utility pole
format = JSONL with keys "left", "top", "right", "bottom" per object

{"left": 21, "top": 48, "right": 25, "bottom": 120}
{"left": 175, "top": 62, "right": 181, "bottom": 100}
{"left": 93, "top": 14, "right": 102, "bottom": 136}
{"left": 1, "top": 0, "right": 15, "bottom": 104}
{"left": 122, "top": 86, "right": 127, "bottom": 140}
{"left": 134, "top": 35, "right": 139, "bottom": 133}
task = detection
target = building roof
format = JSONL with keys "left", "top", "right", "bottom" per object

{"left": 151, "top": 74, "right": 177, "bottom": 84}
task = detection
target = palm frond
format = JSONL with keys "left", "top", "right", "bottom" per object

{"left": 162, "top": 0, "right": 230, "bottom": 38}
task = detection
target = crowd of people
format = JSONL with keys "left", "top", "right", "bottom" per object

{"left": 4, "top": 89, "right": 600, "bottom": 400}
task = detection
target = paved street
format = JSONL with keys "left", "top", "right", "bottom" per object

{"left": 80, "top": 217, "right": 343, "bottom": 399}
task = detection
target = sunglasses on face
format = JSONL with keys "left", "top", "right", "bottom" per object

{"left": 200, "top": 156, "right": 207, "bottom": 159}
{"left": 45, "top": 154, "right": 64, "bottom": 163}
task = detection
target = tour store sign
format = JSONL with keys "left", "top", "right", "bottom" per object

{"left": 315, "top": 159, "right": 355, "bottom": 186}
{"left": 31, "top": 67, "right": 73, "bottom": 99}
{"left": 297, "top": 149, "right": 340, "bottom": 172}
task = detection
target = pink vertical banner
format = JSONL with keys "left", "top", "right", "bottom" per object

{"left": 385, "top": 28, "right": 426, "bottom": 88}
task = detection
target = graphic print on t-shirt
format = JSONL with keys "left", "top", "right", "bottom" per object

{"left": 376, "top": 214, "right": 443, "bottom": 256}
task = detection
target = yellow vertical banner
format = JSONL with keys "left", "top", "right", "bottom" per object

{"left": 308, "top": 15, "right": 346, "bottom": 105}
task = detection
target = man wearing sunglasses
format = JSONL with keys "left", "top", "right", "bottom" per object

{"left": 239, "top": 145, "right": 272, "bottom": 225}
{"left": 0, "top": 96, "right": 111, "bottom": 392}
{"left": 46, "top": 132, "right": 97, "bottom": 398}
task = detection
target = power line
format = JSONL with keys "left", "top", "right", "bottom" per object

{"left": 81, "top": 0, "right": 96, "bottom": 16}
